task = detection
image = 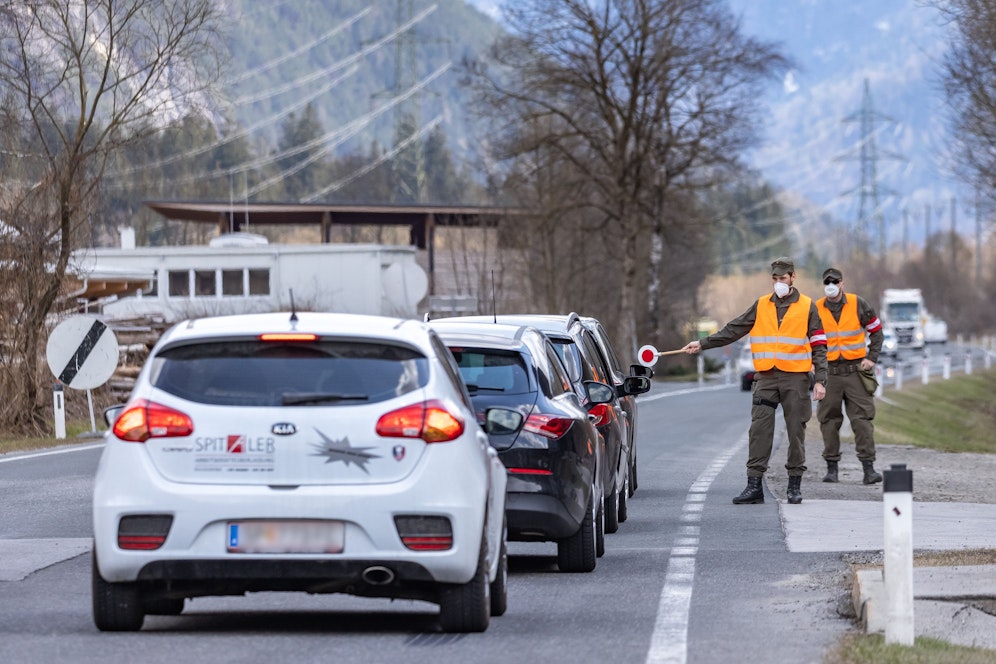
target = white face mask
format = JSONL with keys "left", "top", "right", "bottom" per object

{"left": 824, "top": 283, "right": 841, "bottom": 298}
{"left": 773, "top": 281, "right": 790, "bottom": 298}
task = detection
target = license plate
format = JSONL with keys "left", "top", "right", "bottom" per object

{"left": 227, "top": 520, "right": 345, "bottom": 553}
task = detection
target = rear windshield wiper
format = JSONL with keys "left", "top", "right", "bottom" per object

{"left": 281, "top": 392, "right": 369, "bottom": 405}
{"left": 466, "top": 385, "right": 506, "bottom": 393}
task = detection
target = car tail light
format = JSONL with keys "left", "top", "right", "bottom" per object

{"left": 117, "top": 515, "right": 173, "bottom": 550}
{"left": 507, "top": 467, "right": 553, "bottom": 475}
{"left": 394, "top": 515, "right": 453, "bottom": 550}
{"left": 375, "top": 400, "right": 464, "bottom": 443}
{"left": 112, "top": 399, "right": 194, "bottom": 443}
{"left": 523, "top": 413, "right": 574, "bottom": 439}
{"left": 588, "top": 403, "right": 611, "bottom": 427}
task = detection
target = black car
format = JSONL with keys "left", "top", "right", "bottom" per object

{"left": 429, "top": 321, "right": 613, "bottom": 573}
{"left": 434, "top": 314, "right": 651, "bottom": 537}
{"left": 580, "top": 316, "right": 653, "bottom": 510}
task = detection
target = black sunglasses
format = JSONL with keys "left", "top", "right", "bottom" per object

{"left": 823, "top": 278, "right": 840, "bottom": 285}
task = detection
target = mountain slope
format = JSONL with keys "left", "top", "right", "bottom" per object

{"left": 727, "top": 0, "right": 964, "bottom": 251}
{"left": 221, "top": 0, "right": 500, "bottom": 170}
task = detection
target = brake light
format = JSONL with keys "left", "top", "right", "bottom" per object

{"left": 588, "top": 403, "right": 611, "bottom": 427}
{"left": 112, "top": 399, "right": 194, "bottom": 442}
{"left": 523, "top": 413, "right": 574, "bottom": 439}
{"left": 507, "top": 467, "right": 553, "bottom": 475}
{"left": 376, "top": 400, "right": 465, "bottom": 443}
{"left": 259, "top": 333, "right": 318, "bottom": 342}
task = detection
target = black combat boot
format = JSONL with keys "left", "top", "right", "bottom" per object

{"left": 862, "top": 460, "right": 883, "bottom": 485}
{"left": 822, "top": 460, "right": 838, "bottom": 483}
{"left": 787, "top": 475, "right": 803, "bottom": 504}
{"left": 732, "top": 477, "right": 764, "bottom": 504}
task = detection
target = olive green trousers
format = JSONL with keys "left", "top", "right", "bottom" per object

{"left": 747, "top": 371, "right": 812, "bottom": 478}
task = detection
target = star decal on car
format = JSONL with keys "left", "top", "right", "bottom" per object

{"left": 310, "top": 429, "right": 380, "bottom": 473}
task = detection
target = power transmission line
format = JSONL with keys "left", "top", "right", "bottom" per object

{"left": 837, "top": 78, "right": 905, "bottom": 260}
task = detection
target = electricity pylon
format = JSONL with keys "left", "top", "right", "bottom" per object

{"left": 838, "top": 78, "right": 905, "bottom": 260}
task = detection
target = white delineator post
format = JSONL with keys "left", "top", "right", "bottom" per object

{"left": 942, "top": 354, "right": 951, "bottom": 380}
{"left": 696, "top": 354, "right": 704, "bottom": 386}
{"left": 965, "top": 351, "right": 973, "bottom": 376}
{"left": 883, "top": 463, "right": 915, "bottom": 646}
{"left": 895, "top": 363, "right": 903, "bottom": 391}
{"left": 920, "top": 356, "right": 929, "bottom": 385}
{"left": 53, "top": 383, "right": 66, "bottom": 440}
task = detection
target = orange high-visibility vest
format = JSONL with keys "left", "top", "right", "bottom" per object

{"left": 749, "top": 294, "right": 813, "bottom": 372}
{"left": 816, "top": 294, "right": 866, "bottom": 361}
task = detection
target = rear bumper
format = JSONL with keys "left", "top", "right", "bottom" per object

{"left": 505, "top": 492, "right": 582, "bottom": 541}
{"left": 125, "top": 557, "right": 442, "bottom": 603}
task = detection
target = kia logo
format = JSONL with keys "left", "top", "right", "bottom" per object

{"left": 272, "top": 422, "right": 297, "bottom": 436}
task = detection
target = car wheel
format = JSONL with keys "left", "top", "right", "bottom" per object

{"left": 618, "top": 471, "right": 629, "bottom": 523}
{"left": 595, "top": 490, "right": 605, "bottom": 558}
{"left": 438, "top": 534, "right": 491, "bottom": 633}
{"left": 557, "top": 490, "right": 597, "bottom": 573}
{"left": 92, "top": 554, "right": 145, "bottom": 632}
{"left": 144, "top": 595, "right": 185, "bottom": 616}
{"left": 605, "top": 484, "right": 620, "bottom": 534}
{"left": 489, "top": 520, "right": 508, "bottom": 618}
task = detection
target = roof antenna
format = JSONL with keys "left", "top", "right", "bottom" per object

{"left": 491, "top": 270, "right": 497, "bottom": 324}
{"left": 289, "top": 289, "right": 298, "bottom": 323}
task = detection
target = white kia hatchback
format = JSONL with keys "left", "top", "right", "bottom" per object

{"left": 92, "top": 312, "right": 508, "bottom": 633}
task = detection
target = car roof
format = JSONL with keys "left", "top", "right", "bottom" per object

{"left": 159, "top": 312, "right": 426, "bottom": 346}
{"left": 432, "top": 314, "right": 580, "bottom": 339}
{"left": 428, "top": 321, "right": 535, "bottom": 351}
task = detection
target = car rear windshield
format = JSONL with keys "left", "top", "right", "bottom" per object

{"left": 448, "top": 347, "right": 531, "bottom": 395}
{"left": 149, "top": 340, "right": 428, "bottom": 407}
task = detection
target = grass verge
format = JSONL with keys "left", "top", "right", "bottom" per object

{"left": 874, "top": 369, "right": 996, "bottom": 453}
{"left": 0, "top": 422, "right": 106, "bottom": 455}
{"left": 830, "top": 634, "right": 996, "bottom": 664}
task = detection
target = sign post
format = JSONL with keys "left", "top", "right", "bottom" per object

{"left": 45, "top": 315, "right": 119, "bottom": 434}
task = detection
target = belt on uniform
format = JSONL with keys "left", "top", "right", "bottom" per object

{"left": 829, "top": 363, "right": 860, "bottom": 375}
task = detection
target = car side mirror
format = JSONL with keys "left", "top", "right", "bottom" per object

{"left": 629, "top": 364, "right": 653, "bottom": 379}
{"left": 103, "top": 405, "right": 125, "bottom": 429}
{"left": 584, "top": 380, "right": 614, "bottom": 405}
{"left": 621, "top": 375, "right": 652, "bottom": 395}
{"left": 484, "top": 408, "right": 524, "bottom": 435}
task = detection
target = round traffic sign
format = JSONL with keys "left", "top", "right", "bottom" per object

{"left": 45, "top": 315, "right": 119, "bottom": 390}
{"left": 637, "top": 344, "right": 660, "bottom": 368}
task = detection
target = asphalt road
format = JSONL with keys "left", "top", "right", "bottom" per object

{"left": 0, "top": 384, "right": 856, "bottom": 664}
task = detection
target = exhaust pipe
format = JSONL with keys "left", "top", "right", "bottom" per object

{"left": 361, "top": 566, "right": 395, "bottom": 586}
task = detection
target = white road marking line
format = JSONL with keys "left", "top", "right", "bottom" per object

{"left": 0, "top": 443, "right": 104, "bottom": 463}
{"left": 638, "top": 383, "right": 733, "bottom": 402}
{"left": 645, "top": 439, "right": 744, "bottom": 664}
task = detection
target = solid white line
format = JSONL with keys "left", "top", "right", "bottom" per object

{"left": 639, "top": 383, "right": 733, "bottom": 402}
{"left": 0, "top": 443, "right": 104, "bottom": 464}
{"left": 645, "top": 438, "right": 744, "bottom": 664}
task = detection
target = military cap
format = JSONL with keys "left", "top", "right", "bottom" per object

{"left": 822, "top": 267, "right": 843, "bottom": 281}
{"left": 770, "top": 257, "right": 795, "bottom": 275}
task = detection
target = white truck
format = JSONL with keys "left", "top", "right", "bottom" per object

{"left": 879, "top": 288, "right": 926, "bottom": 350}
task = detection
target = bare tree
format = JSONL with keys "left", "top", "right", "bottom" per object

{"left": 0, "top": 0, "right": 224, "bottom": 434}
{"left": 938, "top": 0, "right": 996, "bottom": 208}
{"left": 472, "top": 0, "right": 788, "bottom": 356}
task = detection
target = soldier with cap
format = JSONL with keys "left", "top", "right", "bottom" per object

{"left": 681, "top": 257, "right": 827, "bottom": 505}
{"left": 815, "top": 267, "right": 885, "bottom": 484}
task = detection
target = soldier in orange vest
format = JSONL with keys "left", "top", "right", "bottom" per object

{"left": 815, "top": 267, "right": 885, "bottom": 485}
{"left": 682, "top": 257, "right": 827, "bottom": 505}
